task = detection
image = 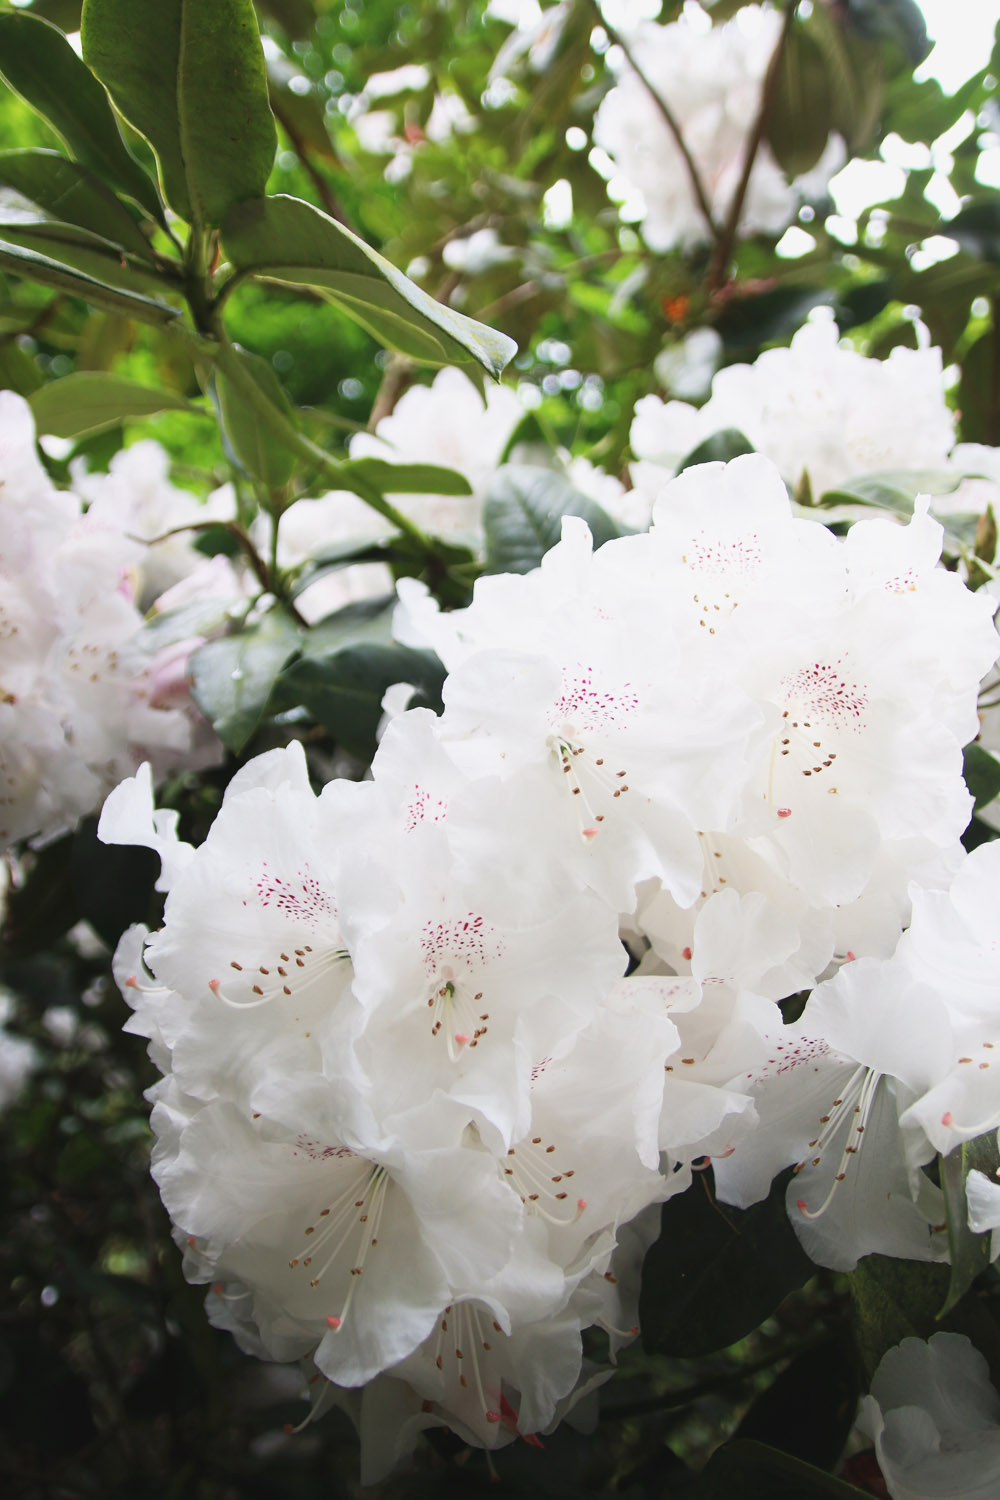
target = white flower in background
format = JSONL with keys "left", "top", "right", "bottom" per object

{"left": 858, "top": 1333, "right": 1000, "bottom": 1500}
{"left": 0, "top": 394, "right": 223, "bottom": 849}
{"left": 593, "top": 4, "right": 843, "bottom": 253}
{"left": 349, "top": 367, "right": 522, "bottom": 538}
{"left": 441, "top": 227, "right": 517, "bottom": 275}
{"left": 73, "top": 442, "right": 235, "bottom": 608}
{"left": 0, "top": 989, "right": 38, "bottom": 1113}
{"left": 631, "top": 314, "right": 957, "bottom": 500}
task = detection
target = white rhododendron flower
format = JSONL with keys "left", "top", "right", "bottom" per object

{"left": 631, "top": 314, "right": 957, "bottom": 500}
{"left": 858, "top": 1333, "right": 1000, "bottom": 1500}
{"left": 102, "top": 445, "right": 1000, "bottom": 1466}
{"left": 0, "top": 394, "right": 224, "bottom": 848}
{"left": 593, "top": 5, "right": 843, "bottom": 253}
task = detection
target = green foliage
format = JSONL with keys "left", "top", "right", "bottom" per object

{"left": 2, "top": 0, "right": 1000, "bottom": 1493}
{"left": 80, "top": 0, "right": 276, "bottom": 227}
{"left": 483, "top": 464, "right": 625, "bottom": 574}
{"left": 0, "top": 8, "right": 161, "bottom": 218}
{"left": 639, "top": 1169, "right": 814, "bottom": 1358}
{"left": 222, "top": 193, "right": 518, "bottom": 374}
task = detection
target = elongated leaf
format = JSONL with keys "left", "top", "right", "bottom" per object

{"left": 639, "top": 1169, "right": 813, "bottom": 1357}
{"left": 81, "top": 0, "right": 276, "bottom": 227}
{"left": 274, "top": 605, "right": 445, "bottom": 758}
{"left": 483, "top": 464, "right": 625, "bottom": 575}
{"left": 222, "top": 195, "right": 517, "bottom": 378}
{"left": 948, "top": 200, "right": 1000, "bottom": 264}
{"left": 214, "top": 347, "right": 296, "bottom": 487}
{"left": 0, "top": 215, "right": 174, "bottom": 295}
{"left": 676, "top": 428, "right": 755, "bottom": 473}
{"left": 0, "top": 233, "right": 178, "bottom": 323}
{"left": 733, "top": 1337, "right": 860, "bottom": 1472}
{"left": 0, "top": 149, "right": 155, "bottom": 258}
{"left": 339, "top": 458, "right": 473, "bottom": 497}
{"left": 0, "top": 10, "right": 160, "bottom": 220}
{"left": 964, "top": 744, "right": 1000, "bottom": 813}
{"left": 29, "top": 373, "right": 195, "bottom": 438}
{"left": 696, "top": 1441, "right": 866, "bottom": 1499}
{"left": 766, "top": 22, "right": 834, "bottom": 176}
{"left": 939, "top": 1133, "right": 1000, "bottom": 1317}
{"left": 190, "top": 610, "right": 302, "bottom": 755}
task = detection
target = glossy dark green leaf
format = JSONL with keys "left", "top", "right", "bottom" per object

{"left": 190, "top": 610, "right": 302, "bottom": 754}
{"left": 841, "top": 0, "right": 930, "bottom": 64}
{"left": 947, "top": 200, "right": 1000, "bottom": 263}
{"left": 695, "top": 1441, "right": 866, "bottom": 1499}
{"left": 676, "top": 428, "right": 755, "bottom": 473}
{"left": 81, "top": 0, "right": 276, "bottom": 227}
{"left": 639, "top": 1169, "right": 814, "bottom": 1358}
{"left": 766, "top": 22, "right": 834, "bottom": 176}
{"left": 274, "top": 603, "right": 445, "bottom": 759}
{"left": 221, "top": 195, "right": 517, "bottom": 378}
{"left": 214, "top": 346, "right": 297, "bottom": 487}
{"left": 279, "top": 644, "right": 446, "bottom": 760}
{"left": 964, "top": 744, "right": 1000, "bottom": 813}
{"left": 809, "top": 6, "right": 883, "bottom": 154}
{"left": 0, "top": 214, "right": 169, "bottom": 295}
{"left": 0, "top": 9, "right": 160, "bottom": 220}
{"left": 848, "top": 1255, "right": 952, "bottom": 1378}
{"left": 29, "top": 372, "right": 195, "bottom": 437}
{"left": 482, "top": 464, "right": 625, "bottom": 575}
{"left": 939, "top": 1132, "right": 1000, "bottom": 1316}
{"left": 0, "top": 338, "right": 43, "bottom": 396}
{"left": 0, "top": 149, "right": 155, "bottom": 258}
{"left": 339, "top": 457, "right": 473, "bottom": 497}
{"left": 0, "top": 232, "right": 179, "bottom": 323}
{"left": 733, "top": 1337, "right": 860, "bottom": 1472}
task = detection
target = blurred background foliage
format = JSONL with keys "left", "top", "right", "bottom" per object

{"left": 1, "top": 0, "right": 1000, "bottom": 1495}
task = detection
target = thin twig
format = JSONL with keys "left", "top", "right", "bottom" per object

{"left": 705, "top": 0, "right": 799, "bottom": 293}
{"left": 592, "top": 2, "right": 721, "bottom": 245}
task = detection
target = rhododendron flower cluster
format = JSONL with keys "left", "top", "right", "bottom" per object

{"left": 593, "top": 4, "right": 843, "bottom": 254}
{"left": 0, "top": 394, "right": 226, "bottom": 849}
{"left": 103, "top": 450, "right": 1000, "bottom": 1471}
{"left": 630, "top": 313, "right": 960, "bottom": 505}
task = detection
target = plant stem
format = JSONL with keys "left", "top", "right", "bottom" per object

{"left": 207, "top": 326, "right": 438, "bottom": 555}
{"left": 705, "top": 0, "right": 799, "bottom": 294}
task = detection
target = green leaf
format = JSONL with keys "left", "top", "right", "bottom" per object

{"left": 0, "top": 149, "right": 155, "bottom": 258}
{"left": 676, "top": 428, "right": 755, "bottom": 473}
{"left": 639, "top": 1169, "right": 814, "bottom": 1358}
{"left": 214, "top": 346, "right": 296, "bottom": 487}
{"left": 842, "top": 0, "right": 930, "bottom": 65}
{"left": 766, "top": 22, "right": 834, "bottom": 177}
{"left": 0, "top": 232, "right": 179, "bottom": 323}
{"left": 278, "top": 639, "right": 446, "bottom": 761}
{"left": 733, "top": 1337, "right": 861, "bottom": 1473}
{"left": 809, "top": 7, "right": 883, "bottom": 155}
{"left": 964, "top": 744, "right": 1000, "bottom": 813}
{"left": 948, "top": 199, "right": 1000, "bottom": 264}
{"left": 0, "top": 216, "right": 173, "bottom": 295}
{"left": 339, "top": 458, "right": 473, "bottom": 498}
{"left": 0, "top": 338, "right": 42, "bottom": 396}
{"left": 695, "top": 1441, "right": 867, "bottom": 1499}
{"left": 81, "top": 0, "right": 276, "bottom": 227}
{"left": 939, "top": 1133, "right": 1000, "bottom": 1316}
{"left": 221, "top": 195, "right": 517, "bottom": 379}
{"left": 818, "top": 468, "right": 979, "bottom": 549}
{"left": 29, "top": 372, "right": 195, "bottom": 437}
{"left": 482, "top": 465, "right": 626, "bottom": 575}
{"left": 189, "top": 610, "right": 302, "bottom": 754}
{"left": 848, "top": 1255, "right": 952, "bottom": 1378}
{"left": 0, "top": 9, "right": 160, "bottom": 220}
